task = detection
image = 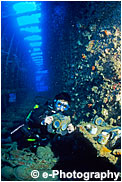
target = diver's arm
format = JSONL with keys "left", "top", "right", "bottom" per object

{"left": 29, "top": 101, "right": 55, "bottom": 126}
{"left": 43, "top": 116, "right": 54, "bottom": 125}
{"left": 29, "top": 105, "right": 47, "bottom": 125}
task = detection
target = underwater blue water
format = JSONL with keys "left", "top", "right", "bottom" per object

{"left": 13, "top": 2, "right": 37, "bottom": 14}
{"left": 20, "top": 26, "right": 41, "bottom": 33}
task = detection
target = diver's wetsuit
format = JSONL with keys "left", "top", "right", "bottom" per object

{"left": 10, "top": 101, "right": 75, "bottom": 149}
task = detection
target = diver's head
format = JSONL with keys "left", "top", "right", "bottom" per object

{"left": 54, "top": 92, "right": 71, "bottom": 112}
{"left": 54, "top": 99, "right": 69, "bottom": 112}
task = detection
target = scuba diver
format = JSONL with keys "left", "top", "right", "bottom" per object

{"left": 4, "top": 92, "right": 76, "bottom": 151}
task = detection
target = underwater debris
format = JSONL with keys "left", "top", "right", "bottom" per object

{"left": 78, "top": 122, "right": 121, "bottom": 165}
{"left": 2, "top": 166, "right": 14, "bottom": 180}
{"left": 94, "top": 117, "right": 104, "bottom": 126}
{"left": 14, "top": 166, "right": 32, "bottom": 181}
{"left": 1, "top": 143, "right": 58, "bottom": 180}
{"left": 99, "top": 146, "right": 111, "bottom": 156}
{"left": 107, "top": 127, "right": 121, "bottom": 148}
{"left": 113, "top": 149, "right": 121, "bottom": 156}
{"left": 85, "top": 124, "right": 98, "bottom": 135}
{"left": 97, "top": 132, "right": 110, "bottom": 145}
{"left": 36, "top": 146, "right": 55, "bottom": 160}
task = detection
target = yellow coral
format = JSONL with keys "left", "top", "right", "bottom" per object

{"left": 99, "top": 146, "right": 111, "bottom": 156}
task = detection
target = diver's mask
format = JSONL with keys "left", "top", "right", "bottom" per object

{"left": 54, "top": 100, "right": 70, "bottom": 111}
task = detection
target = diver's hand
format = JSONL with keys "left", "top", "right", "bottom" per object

{"left": 44, "top": 116, "right": 54, "bottom": 125}
{"left": 67, "top": 123, "right": 76, "bottom": 133}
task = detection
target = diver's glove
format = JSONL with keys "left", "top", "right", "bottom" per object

{"left": 41, "top": 116, "right": 54, "bottom": 125}
{"left": 67, "top": 123, "right": 76, "bottom": 134}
